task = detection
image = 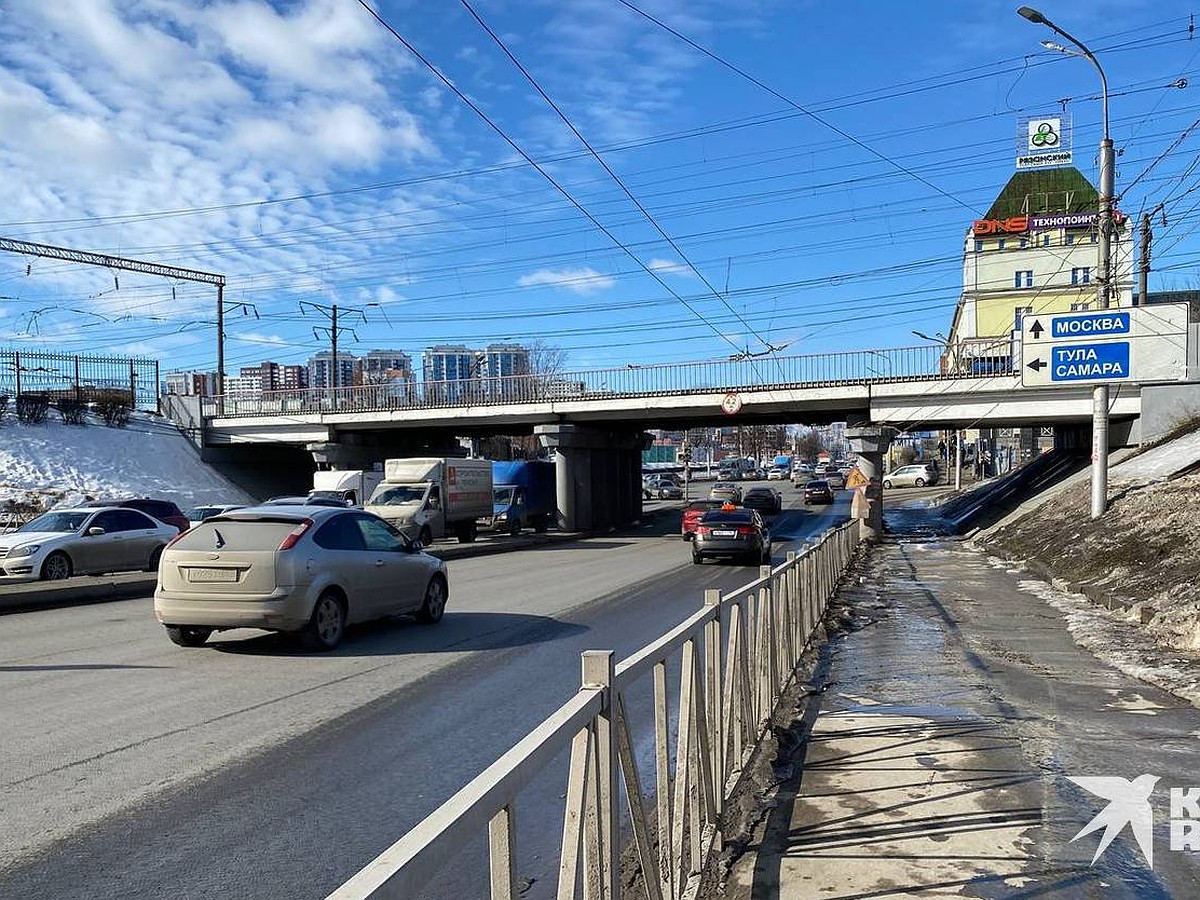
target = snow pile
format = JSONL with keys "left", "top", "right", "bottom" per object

{"left": 1110, "top": 428, "right": 1200, "bottom": 484}
{"left": 982, "top": 435, "right": 1200, "bottom": 657}
{"left": 0, "top": 412, "right": 255, "bottom": 512}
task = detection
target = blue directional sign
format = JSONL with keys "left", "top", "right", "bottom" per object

{"left": 1050, "top": 311, "right": 1130, "bottom": 340}
{"left": 1048, "top": 342, "right": 1129, "bottom": 382}
{"left": 1020, "top": 303, "right": 1189, "bottom": 388}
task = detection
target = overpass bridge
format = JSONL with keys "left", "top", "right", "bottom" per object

{"left": 200, "top": 342, "right": 1142, "bottom": 444}
{"left": 190, "top": 340, "right": 1163, "bottom": 533}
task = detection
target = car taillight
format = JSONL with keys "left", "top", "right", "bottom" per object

{"left": 696, "top": 526, "right": 711, "bottom": 535}
{"left": 278, "top": 518, "right": 314, "bottom": 551}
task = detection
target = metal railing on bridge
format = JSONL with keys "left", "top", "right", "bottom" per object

{"left": 202, "top": 340, "right": 1017, "bottom": 419}
{"left": 328, "top": 520, "right": 861, "bottom": 900}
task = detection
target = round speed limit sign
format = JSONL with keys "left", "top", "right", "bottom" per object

{"left": 721, "top": 393, "right": 742, "bottom": 415}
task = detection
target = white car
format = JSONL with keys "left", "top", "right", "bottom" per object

{"left": 766, "top": 468, "right": 786, "bottom": 480}
{"left": 185, "top": 504, "right": 246, "bottom": 529}
{"left": 883, "top": 464, "right": 939, "bottom": 488}
{"left": 0, "top": 507, "right": 177, "bottom": 582}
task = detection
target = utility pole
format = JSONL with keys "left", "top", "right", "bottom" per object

{"left": 300, "top": 300, "right": 365, "bottom": 397}
{"left": 1137, "top": 204, "right": 1166, "bottom": 307}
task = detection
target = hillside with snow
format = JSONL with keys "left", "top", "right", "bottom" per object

{"left": 0, "top": 412, "right": 256, "bottom": 513}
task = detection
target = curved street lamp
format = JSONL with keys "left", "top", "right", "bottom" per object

{"left": 1017, "top": 6, "right": 1115, "bottom": 520}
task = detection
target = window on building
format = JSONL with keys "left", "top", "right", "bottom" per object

{"left": 1041, "top": 234, "right": 1051, "bottom": 246}
{"left": 1064, "top": 233, "right": 1076, "bottom": 245}
{"left": 1014, "top": 305, "right": 1034, "bottom": 331}
{"left": 1019, "top": 237, "right": 1028, "bottom": 249}
{"left": 1071, "top": 267, "right": 1092, "bottom": 285}
{"left": 974, "top": 239, "right": 983, "bottom": 252}
{"left": 997, "top": 238, "right": 1006, "bottom": 250}
{"left": 1071, "top": 302, "right": 1092, "bottom": 311}
{"left": 1014, "top": 270, "right": 1033, "bottom": 288}
{"left": 1090, "top": 232, "right": 1099, "bottom": 243}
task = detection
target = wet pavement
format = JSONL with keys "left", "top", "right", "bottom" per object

{"left": 732, "top": 509, "right": 1200, "bottom": 899}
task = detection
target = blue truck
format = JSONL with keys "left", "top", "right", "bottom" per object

{"left": 484, "top": 460, "right": 557, "bottom": 535}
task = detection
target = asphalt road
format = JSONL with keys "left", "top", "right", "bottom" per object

{"left": 0, "top": 483, "right": 849, "bottom": 899}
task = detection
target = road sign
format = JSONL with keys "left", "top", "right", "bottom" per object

{"left": 721, "top": 393, "right": 742, "bottom": 415}
{"left": 1020, "top": 303, "right": 1190, "bottom": 388}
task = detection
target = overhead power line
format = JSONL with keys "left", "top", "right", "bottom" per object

{"left": 459, "top": 0, "right": 778, "bottom": 356}
{"left": 355, "top": 0, "right": 753, "bottom": 358}
{"left": 615, "top": 0, "right": 980, "bottom": 216}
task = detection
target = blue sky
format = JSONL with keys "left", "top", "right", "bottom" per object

{"left": 1, "top": 0, "right": 1198, "bottom": 379}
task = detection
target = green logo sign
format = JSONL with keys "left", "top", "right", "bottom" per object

{"left": 1030, "top": 120, "right": 1059, "bottom": 148}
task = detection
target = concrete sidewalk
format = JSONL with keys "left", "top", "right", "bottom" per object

{"left": 718, "top": 533, "right": 1200, "bottom": 899}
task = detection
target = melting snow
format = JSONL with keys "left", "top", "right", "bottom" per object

{"left": 0, "top": 413, "right": 255, "bottom": 511}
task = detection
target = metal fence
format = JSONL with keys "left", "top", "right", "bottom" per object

{"left": 329, "top": 520, "right": 861, "bottom": 900}
{"left": 202, "top": 340, "right": 1018, "bottom": 419}
{"left": 0, "top": 347, "right": 160, "bottom": 412}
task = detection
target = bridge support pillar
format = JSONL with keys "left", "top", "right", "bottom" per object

{"left": 535, "top": 425, "right": 649, "bottom": 532}
{"left": 847, "top": 425, "right": 896, "bottom": 543}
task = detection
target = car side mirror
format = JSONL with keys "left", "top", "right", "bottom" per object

{"left": 409, "top": 540, "right": 423, "bottom": 552}
{"left": 87, "top": 526, "right": 105, "bottom": 536}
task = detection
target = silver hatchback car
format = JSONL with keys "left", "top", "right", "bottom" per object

{"left": 154, "top": 506, "right": 449, "bottom": 650}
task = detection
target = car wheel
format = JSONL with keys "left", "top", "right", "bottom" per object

{"left": 915, "top": 477, "right": 926, "bottom": 487}
{"left": 418, "top": 525, "right": 433, "bottom": 547}
{"left": 301, "top": 590, "right": 346, "bottom": 651}
{"left": 883, "top": 479, "right": 892, "bottom": 489}
{"left": 165, "top": 626, "right": 212, "bottom": 647}
{"left": 146, "top": 545, "right": 164, "bottom": 572}
{"left": 40, "top": 551, "right": 72, "bottom": 581}
{"left": 691, "top": 551, "right": 702, "bottom": 565}
{"left": 417, "top": 575, "right": 448, "bottom": 623}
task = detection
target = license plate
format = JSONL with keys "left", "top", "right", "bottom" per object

{"left": 186, "top": 567, "right": 238, "bottom": 583}
{"left": 711, "top": 530, "right": 737, "bottom": 538}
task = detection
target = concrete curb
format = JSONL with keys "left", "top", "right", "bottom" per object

{"left": 0, "top": 505, "right": 682, "bottom": 614}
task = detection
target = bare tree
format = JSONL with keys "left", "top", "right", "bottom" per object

{"left": 528, "top": 339, "right": 567, "bottom": 378}
{"left": 795, "top": 429, "right": 826, "bottom": 462}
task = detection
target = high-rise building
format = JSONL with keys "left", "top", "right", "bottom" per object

{"left": 308, "top": 352, "right": 358, "bottom": 390}
{"left": 422, "top": 345, "right": 479, "bottom": 403}
{"left": 224, "top": 372, "right": 262, "bottom": 398}
{"left": 240, "top": 361, "right": 308, "bottom": 393}
{"left": 360, "top": 350, "right": 414, "bottom": 385}
{"left": 480, "top": 343, "right": 530, "bottom": 399}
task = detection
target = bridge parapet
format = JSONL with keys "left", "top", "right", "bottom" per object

{"left": 200, "top": 343, "right": 1008, "bottom": 420}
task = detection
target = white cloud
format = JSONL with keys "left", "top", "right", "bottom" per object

{"left": 518, "top": 267, "right": 616, "bottom": 294}
{"left": 647, "top": 258, "right": 696, "bottom": 278}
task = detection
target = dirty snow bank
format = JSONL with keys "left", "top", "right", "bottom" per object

{"left": 0, "top": 412, "right": 255, "bottom": 512}
{"left": 981, "top": 454, "right": 1200, "bottom": 657}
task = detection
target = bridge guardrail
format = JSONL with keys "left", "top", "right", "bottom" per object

{"left": 328, "top": 520, "right": 862, "bottom": 900}
{"left": 201, "top": 341, "right": 1017, "bottom": 419}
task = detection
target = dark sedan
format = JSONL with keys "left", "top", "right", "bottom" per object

{"left": 691, "top": 507, "right": 772, "bottom": 565}
{"left": 803, "top": 479, "right": 834, "bottom": 505}
{"left": 741, "top": 486, "right": 782, "bottom": 515}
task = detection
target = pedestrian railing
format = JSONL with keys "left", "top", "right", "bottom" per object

{"left": 328, "top": 520, "right": 861, "bottom": 900}
{"left": 202, "top": 340, "right": 1017, "bottom": 420}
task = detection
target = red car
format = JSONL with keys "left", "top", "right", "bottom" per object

{"left": 681, "top": 499, "right": 725, "bottom": 540}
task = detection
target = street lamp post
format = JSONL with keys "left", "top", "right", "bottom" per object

{"left": 1018, "top": 6, "right": 1115, "bottom": 520}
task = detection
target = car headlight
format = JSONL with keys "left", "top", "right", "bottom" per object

{"left": 7, "top": 544, "right": 39, "bottom": 558}
{"left": 496, "top": 513, "right": 508, "bottom": 521}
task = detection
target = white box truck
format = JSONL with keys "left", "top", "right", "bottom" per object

{"left": 308, "top": 469, "right": 384, "bottom": 507}
{"left": 365, "top": 457, "right": 493, "bottom": 545}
